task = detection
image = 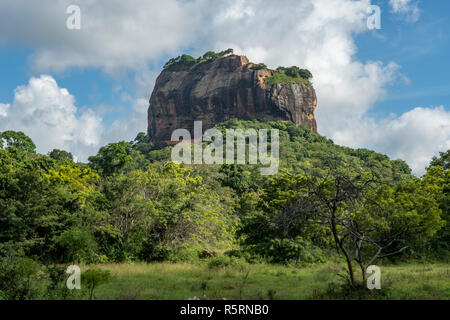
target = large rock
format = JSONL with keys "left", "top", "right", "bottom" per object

{"left": 147, "top": 55, "right": 317, "bottom": 142}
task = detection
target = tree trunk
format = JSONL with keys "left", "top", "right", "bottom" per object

{"left": 330, "top": 215, "right": 356, "bottom": 287}
{"left": 342, "top": 250, "right": 355, "bottom": 287}
{"left": 359, "top": 263, "right": 367, "bottom": 282}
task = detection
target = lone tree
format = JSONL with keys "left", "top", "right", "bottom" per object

{"left": 283, "top": 169, "right": 443, "bottom": 287}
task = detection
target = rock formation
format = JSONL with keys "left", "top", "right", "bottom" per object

{"left": 147, "top": 54, "right": 317, "bottom": 142}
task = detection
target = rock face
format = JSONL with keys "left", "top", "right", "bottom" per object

{"left": 147, "top": 55, "right": 317, "bottom": 142}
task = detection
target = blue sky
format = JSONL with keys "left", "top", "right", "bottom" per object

{"left": 0, "top": 0, "right": 449, "bottom": 175}
{"left": 358, "top": 0, "right": 450, "bottom": 117}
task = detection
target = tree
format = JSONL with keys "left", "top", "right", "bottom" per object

{"left": 422, "top": 164, "right": 450, "bottom": 254}
{"left": 203, "top": 51, "right": 220, "bottom": 61}
{"left": 82, "top": 267, "right": 111, "bottom": 300}
{"left": 251, "top": 63, "right": 267, "bottom": 70}
{"left": 218, "top": 48, "right": 234, "bottom": 57}
{"left": 299, "top": 69, "right": 313, "bottom": 80}
{"left": 0, "top": 149, "right": 83, "bottom": 262}
{"left": 131, "top": 132, "right": 154, "bottom": 155}
{"left": 429, "top": 150, "right": 450, "bottom": 171}
{"left": 283, "top": 170, "right": 444, "bottom": 286}
{"left": 285, "top": 66, "right": 301, "bottom": 78}
{"left": 0, "top": 131, "right": 36, "bottom": 153}
{"left": 247, "top": 168, "right": 444, "bottom": 287}
{"left": 48, "top": 149, "right": 74, "bottom": 162}
{"left": 88, "top": 142, "right": 132, "bottom": 176}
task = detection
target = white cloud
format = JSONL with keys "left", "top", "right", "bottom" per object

{"left": 333, "top": 106, "right": 450, "bottom": 175}
{"left": 2, "top": 0, "right": 446, "bottom": 176}
{"left": 389, "top": 0, "right": 420, "bottom": 22}
{"left": 0, "top": 0, "right": 200, "bottom": 74}
{"left": 0, "top": 104, "right": 9, "bottom": 117}
{"left": 103, "top": 97, "right": 149, "bottom": 144}
{"left": 0, "top": 75, "right": 103, "bottom": 161}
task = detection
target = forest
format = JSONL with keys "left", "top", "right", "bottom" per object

{"left": 0, "top": 120, "right": 448, "bottom": 300}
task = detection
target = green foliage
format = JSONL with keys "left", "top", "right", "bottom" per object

{"left": 207, "top": 255, "right": 247, "bottom": 269}
{"left": 82, "top": 267, "right": 111, "bottom": 300}
{"left": 251, "top": 237, "right": 325, "bottom": 265}
{"left": 418, "top": 164, "right": 450, "bottom": 256}
{"left": 265, "top": 72, "right": 310, "bottom": 85}
{"left": 0, "top": 246, "right": 43, "bottom": 300}
{"left": 48, "top": 149, "right": 74, "bottom": 162}
{"left": 132, "top": 132, "right": 155, "bottom": 155}
{"left": 88, "top": 142, "right": 132, "bottom": 176}
{"left": 163, "top": 49, "right": 234, "bottom": 71}
{"left": 251, "top": 63, "right": 267, "bottom": 70}
{"left": 0, "top": 117, "right": 448, "bottom": 300}
{"left": 266, "top": 67, "right": 312, "bottom": 85}
{"left": 0, "top": 149, "right": 82, "bottom": 262}
{"left": 429, "top": 150, "right": 450, "bottom": 171}
{"left": 163, "top": 54, "right": 198, "bottom": 71}
{"left": 55, "top": 228, "right": 98, "bottom": 263}
{"left": 0, "top": 130, "right": 36, "bottom": 153}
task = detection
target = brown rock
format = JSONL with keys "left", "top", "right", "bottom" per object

{"left": 147, "top": 54, "right": 317, "bottom": 141}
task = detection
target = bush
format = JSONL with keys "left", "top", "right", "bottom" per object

{"left": 44, "top": 264, "right": 84, "bottom": 300}
{"left": 224, "top": 249, "right": 265, "bottom": 264}
{"left": 55, "top": 229, "right": 99, "bottom": 263}
{"left": 251, "top": 237, "right": 325, "bottom": 265}
{"left": 266, "top": 66, "right": 312, "bottom": 85}
{"left": 0, "top": 253, "right": 43, "bottom": 300}
{"left": 207, "top": 255, "right": 247, "bottom": 269}
{"left": 83, "top": 267, "right": 111, "bottom": 300}
{"left": 264, "top": 72, "right": 310, "bottom": 86}
{"left": 251, "top": 63, "right": 267, "bottom": 70}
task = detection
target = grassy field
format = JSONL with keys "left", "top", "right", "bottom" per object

{"left": 89, "top": 260, "right": 450, "bottom": 300}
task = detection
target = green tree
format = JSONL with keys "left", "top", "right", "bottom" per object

{"left": 0, "top": 131, "right": 36, "bottom": 153}
{"left": 285, "top": 171, "right": 443, "bottom": 286}
{"left": 218, "top": 48, "right": 234, "bottom": 57}
{"left": 429, "top": 150, "right": 450, "bottom": 171}
{"left": 299, "top": 69, "right": 313, "bottom": 80}
{"left": 88, "top": 142, "right": 132, "bottom": 176}
{"left": 82, "top": 267, "right": 111, "bottom": 300}
{"left": 203, "top": 51, "right": 220, "bottom": 61}
{"left": 48, "top": 149, "right": 74, "bottom": 162}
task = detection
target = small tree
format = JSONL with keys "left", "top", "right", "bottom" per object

{"left": 285, "top": 170, "right": 443, "bottom": 286}
{"left": 219, "top": 48, "right": 234, "bottom": 57}
{"left": 299, "top": 69, "right": 313, "bottom": 80}
{"left": 83, "top": 267, "right": 111, "bottom": 300}
{"left": 203, "top": 51, "right": 220, "bottom": 61}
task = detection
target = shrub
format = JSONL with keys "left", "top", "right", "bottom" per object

{"left": 55, "top": 228, "right": 99, "bottom": 263}
{"left": 266, "top": 66, "right": 312, "bottom": 85}
{"left": 207, "top": 255, "right": 247, "bottom": 269}
{"left": 83, "top": 267, "right": 111, "bottom": 300}
{"left": 0, "top": 253, "right": 43, "bottom": 300}
{"left": 251, "top": 63, "right": 267, "bottom": 70}
{"left": 264, "top": 72, "right": 310, "bottom": 86}
{"left": 163, "top": 49, "right": 234, "bottom": 71}
{"left": 251, "top": 237, "right": 325, "bottom": 265}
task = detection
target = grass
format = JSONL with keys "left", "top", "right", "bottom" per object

{"left": 264, "top": 72, "right": 310, "bottom": 86}
{"left": 89, "top": 260, "right": 450, "bottom": 300}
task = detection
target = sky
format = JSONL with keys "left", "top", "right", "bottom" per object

{"left": 0, "top": 0, "right": 449, "bottom": 175}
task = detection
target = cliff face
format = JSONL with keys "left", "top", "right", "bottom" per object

{"left": 147, "top": 55, "right": 317, "bottom": 141}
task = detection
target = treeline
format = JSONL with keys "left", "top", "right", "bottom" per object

{"left": 163, "top": 49, "right": 234, "bottom": 71}
{"left": 0, "top": 120, "right": 448, "bottom": 298}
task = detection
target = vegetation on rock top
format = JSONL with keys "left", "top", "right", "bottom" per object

{"left": 163, "top": 49, "right": 234, "bottom": 71}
